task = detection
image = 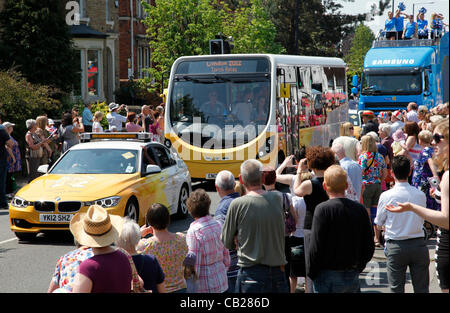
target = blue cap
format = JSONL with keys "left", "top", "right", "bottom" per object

{"left": 398, "top": 2, "right": 406, "bottom": 11}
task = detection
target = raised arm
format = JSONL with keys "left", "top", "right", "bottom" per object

{"left": 275, "top": 155, "right": 296, "bottom": 185}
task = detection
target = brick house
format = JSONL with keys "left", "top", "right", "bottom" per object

{"left": 119, "top": 0, "right": 152, "bottom": 85}
{"left": 0, "top": 0, "right": 153, "bottom": 104}
{"left": 69, "top": 0, "right": 121, "bottom": 104}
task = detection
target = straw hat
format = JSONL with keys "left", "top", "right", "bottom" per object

{"left": 70, "top": 205, "right": 123, "bottom": 248}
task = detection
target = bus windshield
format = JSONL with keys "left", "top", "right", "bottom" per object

{"left": 361, "top": 71, "right": 422, "bottom": 95}
{"left": 169, "top": 59, "right": 271, "bottom": 149}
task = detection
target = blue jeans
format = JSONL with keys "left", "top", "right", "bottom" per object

{"left": 313, "top": 270, "right": 361, "bottom": 293}
{"left": 226, "top": 276, "right": 237, "bottom": 293}
{"left": 0, "top": 160, "right": 8, "bottom": 208}
{"left": 236, "top": 265, "right": 289, "bottom": 293}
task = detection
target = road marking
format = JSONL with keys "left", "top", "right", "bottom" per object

{"left": 0, "top": 237, "right": 17, "bottom": 245}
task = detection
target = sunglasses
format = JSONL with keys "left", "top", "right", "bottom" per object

{"left": 433, "top": 133, "right": 444, "bottom": 144}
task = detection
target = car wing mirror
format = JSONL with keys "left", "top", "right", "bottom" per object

{"left": 145, "top": 164, "right": 162, "bottom": 175}
{"left": 37, "top": 164, "right": 49, "bottom": 174}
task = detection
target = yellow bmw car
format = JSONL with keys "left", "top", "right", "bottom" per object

{"left": 9, "top": 133, "right": 191, "bottom": 241}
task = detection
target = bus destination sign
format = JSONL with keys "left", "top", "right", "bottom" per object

{"left": 177, "top": 58, "right": 269, "bottom": 74}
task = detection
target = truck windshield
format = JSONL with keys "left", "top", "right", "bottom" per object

{"left": 361, "top": 72, "right": 422, "bottom": 95}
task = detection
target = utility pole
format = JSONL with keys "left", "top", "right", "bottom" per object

{"left": 294, "top": 0, "right": 299, "bottom": 55}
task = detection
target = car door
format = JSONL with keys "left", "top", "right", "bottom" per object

{"left": 139, "top": 144, "right": 169, "bottom": 217}
{"left": 150, "top": 144, "right": 179, "bottom": 214}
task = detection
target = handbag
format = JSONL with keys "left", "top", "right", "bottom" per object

{"left": 29, "top": 146, "right": 43, "bottom": 159}
{"left": 282, "top": 193, "right": 297, "bottom": 235}
{"left": 290, "top": 244, "right": 305, "bottom": 267}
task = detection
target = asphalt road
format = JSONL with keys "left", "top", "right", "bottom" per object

{"left": 0, "top": 180, "right": 441, "bottom": 293}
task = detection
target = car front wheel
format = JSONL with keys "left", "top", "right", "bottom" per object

{"left": 124, "top": 198, "right": 139, "bottom": 223}
{"left": 174, "top": 184, "right": 189, "bottom": 219}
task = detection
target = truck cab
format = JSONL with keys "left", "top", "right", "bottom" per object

{"left": 358, "top": 32, "right": 448, "bottom": 113}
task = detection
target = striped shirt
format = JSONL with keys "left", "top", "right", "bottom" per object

{"left": 186, "top": 215, "right": 230, "bottom": 293}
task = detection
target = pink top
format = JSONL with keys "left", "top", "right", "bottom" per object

{"left": 126, "top": 122, "right": 142, "bottom": 132}
{"left": 186, "top": 215, "right": 230, "bottom": 293}
{"left": 149, "top": 122, "right": 160, "bottom": 135}
{"left": 78, "top": 250, "right": 132, "bottom": 293}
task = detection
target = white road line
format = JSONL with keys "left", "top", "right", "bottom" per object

{"left": 0, "top": 237, "right": 17, "bottom": 245}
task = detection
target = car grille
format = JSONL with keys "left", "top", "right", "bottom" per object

{"left": 58, "top": 201, "right": 82, "bottom": 213}
{"left": 34, "top": 201, "right": 56, "bottom": 212}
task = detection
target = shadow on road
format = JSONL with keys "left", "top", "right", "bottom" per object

{"left": 16, "top": 231, "right": 75, "bottom": 247}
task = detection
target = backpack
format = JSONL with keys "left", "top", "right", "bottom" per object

{"left": 282, "top": 193, "right": 297, "bottom": 235}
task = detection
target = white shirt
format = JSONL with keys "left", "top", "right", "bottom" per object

{"left": 92, "top": 121, "right": 103, "bottom": 132}
{"left": 106, "top": 111, "right": 127, "bottom": 131}
{"left": 375, "top": 182, "right": 426, "bottom": 240}
{"left": 406, "top": 110, "right": 419, "bottom": 123}
{"left": 291, "top": 195, "right": 306, "bottom": 238}
{"left": 390, "top": 120, "right": 404, "bottom": 135}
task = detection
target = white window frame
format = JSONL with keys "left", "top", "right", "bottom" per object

{"left": 73, "top": 39, "right": 105, "bottom": 103}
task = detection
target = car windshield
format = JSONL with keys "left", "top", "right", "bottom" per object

{"left": 50, "top": 149, "right": 139, "bottom": 174}
{"left": 361, "top": 72, "right": 422, "bottom": 95}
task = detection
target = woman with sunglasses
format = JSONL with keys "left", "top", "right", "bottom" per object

{"left": 386, "top": 118, "right": 449, "bottom": 293}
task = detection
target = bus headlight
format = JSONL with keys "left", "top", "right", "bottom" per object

{"left": 256, "top": 136, "right": 275, "bottom": 159}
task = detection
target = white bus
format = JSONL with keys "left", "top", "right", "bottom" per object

{"left": 164, "top": 54, "right": 348, "bottom": 180}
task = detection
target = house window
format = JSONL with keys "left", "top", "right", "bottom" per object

{"left": 77, "top": 0, "right": 87, "bottom": 18}
{"left": 74, "top": 50, "right": 82, "bottom": 96}
{"left": 106, "top": 0, "right": 110, "bottom": 21}
{"left": 138, "top": 46, "right": 150, "bottom": 79}
{"left": 136, "top": 0, "right": 142, "bottom": 18}
{"left": 138, "top": 47, "right": 143, "bottom": 78}
{"left": 87, "top": 50, "right": 100, "bottom": 96}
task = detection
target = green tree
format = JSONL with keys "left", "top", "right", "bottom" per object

{"left": 141, "top": 0, "right": 284, "bottom": 92}
{"left": 344, "top": 24, "right": 375, "bottom": 92}
{"left": 0, "top": 0, "right": 80, "bottom": 93}
{"left": 263, "top": 0, "right": 389, "bottom": 57}
{"left": 0, "top": 70, "right": 61, "bottom": 151}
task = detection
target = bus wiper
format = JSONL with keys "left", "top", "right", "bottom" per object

{"left": 182, "top": 75, "right": 200, "bottom": 83}
{"left": 214, "top": 74, "right": 230, "bottom": 82}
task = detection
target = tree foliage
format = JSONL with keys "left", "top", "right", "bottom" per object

{"left": 344, "top": 24, "right": 375, "bottom": 92}
{"left": 141, "top": 0, "right": 284, "bottom": 92}
{"left": 0, "top": 70, "right": 61, "bottom": 151}
{"left": 0, "top": 0, "right": 79, "bottom": 93}
{"left": 263, "top": 0, "right": 390, "bottom": 57}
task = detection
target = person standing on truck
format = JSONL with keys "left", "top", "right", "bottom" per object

{"left": 395, "top": 9, "right": 409, "bottom": 40}
{"left": 403, "top": 15, "right": 418, "bottom": 40}
{"left": 417, "top": 10, "right": 429, "bottom": 39}
{"left": 385, "top": 11, "right": 397, "bottom": 40}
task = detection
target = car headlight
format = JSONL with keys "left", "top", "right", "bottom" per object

{"left": 84, "top": 196, "right": 122, "bottom": 208}
{"left": 11, "top": 196, "right": 32, "bottom": 208}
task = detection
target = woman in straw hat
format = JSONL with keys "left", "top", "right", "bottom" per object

{"left": 71, "top": 205, "right": 132, "bottom": 293}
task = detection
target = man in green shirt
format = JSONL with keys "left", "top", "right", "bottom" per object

{"left": 221, "top": 159, "right": 288, "bottom": 293}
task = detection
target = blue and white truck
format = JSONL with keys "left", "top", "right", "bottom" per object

{"left": 357, "top": 32, "right": 448, "bottom": 113}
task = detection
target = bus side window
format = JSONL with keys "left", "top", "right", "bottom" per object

{"left": 424, "top": 71, "right": 430, "bottom": 92}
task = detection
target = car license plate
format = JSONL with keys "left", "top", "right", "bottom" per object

{"left": 206, "top": 173, "right": 217, "bottom": 179}
{"left": 39, "top": 214, "right": 73, "bottom": 223}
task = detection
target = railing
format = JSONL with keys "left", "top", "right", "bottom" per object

{"left": 373, "top": 38, "right": 437, "bottom": 48}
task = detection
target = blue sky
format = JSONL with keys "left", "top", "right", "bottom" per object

{"left": 338, "top": 0, "right": 449, "bottom": 35}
